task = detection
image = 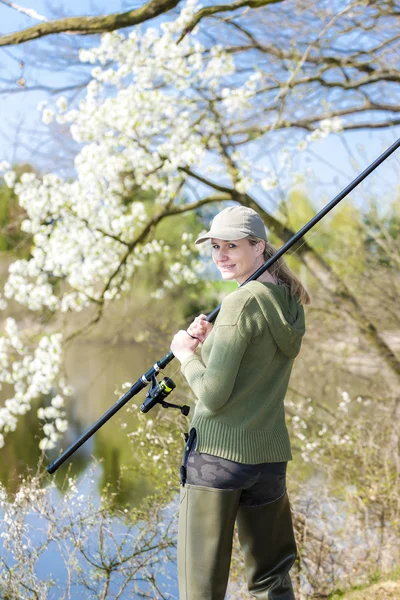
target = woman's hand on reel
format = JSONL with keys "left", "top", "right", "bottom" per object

{"left": 170, "top": 314, "right": 214, "bottom": 364}
{"left": 187, "top": 314, "right": 213, "bottom": 343}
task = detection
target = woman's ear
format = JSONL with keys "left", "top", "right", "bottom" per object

{"left": 256, "top": 240, "right": 265, "bottom": 258}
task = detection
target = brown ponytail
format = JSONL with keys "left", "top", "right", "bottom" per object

{"left": 246, "top": 234, "right": 311, "bottom": 306}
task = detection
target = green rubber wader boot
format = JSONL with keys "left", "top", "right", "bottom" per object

{"left": 236, "top": 490, "right": 297, "bottom": 599}
{"left": 178, "top": 483, "right": 242, "bottom": 600}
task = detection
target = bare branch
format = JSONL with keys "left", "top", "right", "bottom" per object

{"left": 230, "top": 102, "right": 400, "bottom": 142}
{"left": 0, "top": 0, "right": 286, "bottom": 48}
{"left": 0, "top": 0, "right": 181, "bottom": 47}
{"left": 176, "top": 0, "right": 284, "bottom": 44}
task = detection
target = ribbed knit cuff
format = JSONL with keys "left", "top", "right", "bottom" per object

{"left": 191, "top": 413, "right": 293, "bottom": 463}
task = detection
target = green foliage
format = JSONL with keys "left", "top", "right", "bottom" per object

{"left": 272, "top": 188, "right": 398, "bottom": 279}
{"left": 280, "top": 189, "right": 316, "bottom": 233}
{"left": 270, "top": 190, "right": 318, "bottom": 273}
{"left": 0, "top": 164, "right": 36, "bottom": 257}
{"left": 362, "top": 195, "right": 400, "bottom": 267}
{"left": 324, "top": 203, "right": 367, "bottom": 277}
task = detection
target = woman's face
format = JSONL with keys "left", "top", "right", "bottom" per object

{"left": 211, "top": 237, "right": 265, "bottom": 285}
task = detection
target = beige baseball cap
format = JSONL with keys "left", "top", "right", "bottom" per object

{"left": 195, "top": 206, "right": 267, "bottom": 245}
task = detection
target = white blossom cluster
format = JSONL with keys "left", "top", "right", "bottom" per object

{"left": 220, "top": 71, "right": 262, "bottom": 115}
{"left": 163, "top": 258, "right": 205, "bottom": 288}
{"left": 297, "top": 116, "right": 344, "bottom": 151}
{"left": 127, "top": 418, "right": 177, "bottom": 472}
{"left": 2, "top": 168, "right": 154, "bottom": 312}
{"left": 37, "top": 392, "right": 70, "bottom": 451}
{"left": 0, "top": 318, "right": 66, "bottom": 450}
{"left": 0, "top": 0, "right": 322, "bottom": 450}
{"left": 338, "top": 389, "right": 352, "bottom": 412}
{"left": 0, "top": 0, "right": 267, "bottom": 316}
{"left": 285, "top": 388, "right": 385, "bottom": 468}
{"left": 285, "top": 388, "right": 376, "bottom": 464}
{"left": 224, "top": 148, "right": 282, "bottom": 195}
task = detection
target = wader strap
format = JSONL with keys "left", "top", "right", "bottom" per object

{"left": 180, "top": 428, "right": 196, "bottom": 487}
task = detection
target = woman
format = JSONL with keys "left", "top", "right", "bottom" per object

{"left": 170, "top": 205, "right": 310, "bottom": 600}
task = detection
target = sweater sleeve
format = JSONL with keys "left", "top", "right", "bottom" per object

{"left": 180, "top": 291, "right": 252, "bottom": 412}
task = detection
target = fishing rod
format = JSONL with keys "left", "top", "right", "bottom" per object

{"left": 47, "top": 136, "right": 400, "bottom": 475}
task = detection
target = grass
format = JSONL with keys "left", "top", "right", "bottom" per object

{"left": 327, "top": 567, "right": 400, "bottom": 599}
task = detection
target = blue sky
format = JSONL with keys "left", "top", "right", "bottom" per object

{"left": 0, "top": 0, "right": 399, "bottom": 219}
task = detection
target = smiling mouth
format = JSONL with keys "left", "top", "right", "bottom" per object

{"left": 220, "top": 265, "right": 235, "bottom": 269}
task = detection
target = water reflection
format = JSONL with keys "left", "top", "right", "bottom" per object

{"left": 0, "top": 337, "right": 173, "bottom": 506}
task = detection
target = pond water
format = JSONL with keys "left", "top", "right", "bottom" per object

{"left": 0, "top": 335, "right": 186, "bottom": 500}
{"left": 0, "top": 335, "right": 184, "bottom": 598}
{"left": 0, "top": 462, "right": 180, "bottom": 598}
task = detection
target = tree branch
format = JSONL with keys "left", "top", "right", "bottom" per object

{"left": 65, "top": 193, "right": 222, "bottom": 344}
{"left": 230, "top": 102, "right": 400, "bottom": 142}
{"left": 0, "top": 0, "right": 181, "bottom": 47}
{"left": 176, "top": 0, "right": 284, "bottom": 44}
{"left": 0, "top": 0, "right": 288, "bottom": 47}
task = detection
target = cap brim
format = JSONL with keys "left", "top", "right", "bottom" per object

{"left": 194, "top": 229, "right": 249, "bottom": 245}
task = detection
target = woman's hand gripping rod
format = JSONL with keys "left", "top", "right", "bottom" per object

{"left": 47, "top": 137, "right": 400, "bottom": 474}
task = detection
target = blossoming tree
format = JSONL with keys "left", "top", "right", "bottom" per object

{"left": 0, "top": 0, "right": 399, "bottom": 451}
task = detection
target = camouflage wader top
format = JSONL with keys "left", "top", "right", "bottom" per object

{"left": 183, "top": 429, "right": 287, "bottom": 507}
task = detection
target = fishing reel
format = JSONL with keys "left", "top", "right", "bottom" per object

{"left": 140, "top": 375, "right": 190, "bottom": 416}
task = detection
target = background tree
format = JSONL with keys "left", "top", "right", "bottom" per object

{"left": 0, "top": 0, "right": 399, "bottom": 449}
{"left": 0, "top": 3, "right": 399, "bottom": 596}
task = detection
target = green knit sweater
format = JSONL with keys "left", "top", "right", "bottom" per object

{"left": 180, "top": 280, "right": 306, "bottom": 464}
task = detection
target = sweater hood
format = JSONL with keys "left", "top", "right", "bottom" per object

{"left": 244, "top": 280, "right": 305, "bottom": 358}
